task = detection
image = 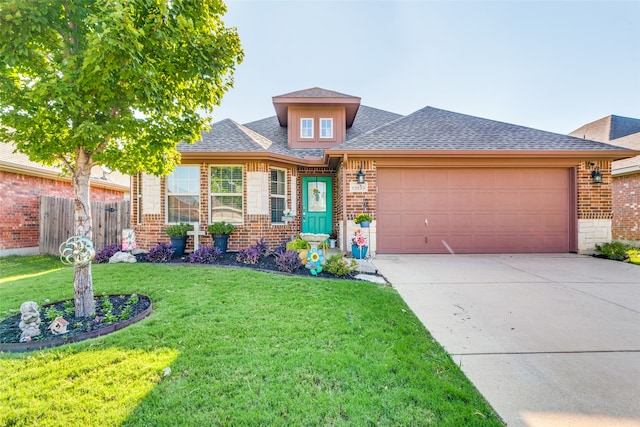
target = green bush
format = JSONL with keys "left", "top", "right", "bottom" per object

{"left": 207, "top": 221, "right": 236, "bottom": 235}
{"left": 325, "top": 254, "right": 358, "bottom": 277}
{"left": 165, "top": 222, "right": 194, "bottom": 237}
{"left": 595, "top": 241, "right": 632, "bottom": 261}
{"left": 286, "top": 236, "right": 309, "bottom": 250}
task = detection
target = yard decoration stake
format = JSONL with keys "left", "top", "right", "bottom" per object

{"left": 0, "top": 0, "right": 243, "bottom": 316}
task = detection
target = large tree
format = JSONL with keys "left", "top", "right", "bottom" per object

{"left": 0, "top": 0, "right": 243, "bottom": 316}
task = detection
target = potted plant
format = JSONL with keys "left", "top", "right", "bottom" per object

{"left": 329, "top": 230, "right": 337, "bottom": 249}
{"left": 165, "top": 222, "right": 194, "bottom": 257}
{"left": 354, "top": 213, "right": 372, "bottom": 228}
{"left": 207, "top": 222, "right": 236, "bottom": 253}
{"left": 286, "top": 235, "right": 310, "bottom": 265}
{"left": 351, "top": 228, "right": 368, "bottom": 259}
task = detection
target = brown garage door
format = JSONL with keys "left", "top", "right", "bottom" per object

{"left": 377, "top": 168, "right": 571, "bottom": 254}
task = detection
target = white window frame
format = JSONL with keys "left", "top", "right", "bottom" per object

{"left": 320, "top": 118, "right": 333, "bottom": 138}
{"left": 209, "top": 165, "right": 244, "bottom": 225}
{"left": 300, "top": 118, "right": 314, "bottom": 139}
{"left": 165, "top": 165, "right": 200, "bottom": 224}
{"left": 270, "top": 168, "right": 287, "bottom": 223}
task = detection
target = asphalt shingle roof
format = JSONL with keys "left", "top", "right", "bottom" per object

{"left": 182, "top": 105, "right": 403, "bottom": 159}
{"left": 337, "top": 106, "right": 628, "bottom": 151}
{"left": 273, "top": 87, "right": 358, "bottom": 99}
{"left": 610, "top": 115, "right": 640, "bottom": 141}
{"left": 181, "top": 102, "right": 632, "bottom": 161}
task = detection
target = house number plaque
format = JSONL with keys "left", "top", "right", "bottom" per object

{"left": 350, "top": 182, "right": 368, "bottom": 193}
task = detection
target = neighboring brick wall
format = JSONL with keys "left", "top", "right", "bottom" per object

{"left": 0, "top": 170, "right": 124, "bottom": 252}
{"left": 612, "top": 173, "right": 640, "bottom": 242}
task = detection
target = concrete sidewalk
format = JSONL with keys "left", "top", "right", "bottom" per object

{"left": 373, "top": 254, "right": 640, "bottom": 427}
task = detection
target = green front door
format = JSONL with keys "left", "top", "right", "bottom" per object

{"left": 302, "top": 176, "right": 332, "bottom": 234}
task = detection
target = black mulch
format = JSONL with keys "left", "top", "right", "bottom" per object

{"left": 137, "top": 251, "right": 385, "bottom": 282}
{"left": 0, "top": 294, "right": 151, "bottom": 346}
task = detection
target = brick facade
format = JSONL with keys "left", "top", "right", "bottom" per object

{"left": 133, "top": 162, "right": 306, "bottom": 252}
{"left": 0, "top": 170, "right": 125, "bottom": 253}
{"left": 612, "top": 173, "right": 640, "bottom": 242}
{"left": 577, "top": 160, "right": 612, "bottom": 220}
{"left": 132, "top": 159, "right": 616, "bottom": 255}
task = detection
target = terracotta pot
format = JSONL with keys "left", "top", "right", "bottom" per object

{"left": 298, "top": 249, "right": 309, "bottom": 265}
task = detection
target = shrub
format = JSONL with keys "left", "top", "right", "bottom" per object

{"left": 286, "top": 236, "right": 309, "bottom": 251}
{"left": 189, "top": 245, "right": 223, "bottom": 264}
{"left": 45, "top": 306, "right": 64, "bottom": 321}
{"left": 94, "top": 244, "right": 120, "bottom": 263}
{"left": 236, "top": 245, "right": 261, "bottom": 264}
{"left": 272, "top": 242, "right": 287, "bottom": 256}
{"left": 274, "top": 250, "right": 303, "bottom": 273}
{"left": 207, "top": 221, "right": 236, "bottom": 235}
{"left": 165, "top": 222, "right": 194, "bottom": 237}
{"left": 596, "top": 241, "right": 632, "bottom": 261}
{"left": 325, "top": 254, "right": 358, "bottom": 277}
{"left": 254, "top": 238, "right": 270, "bottom": 257}
{"left": 146, "top": 242, "right": 174, "bottom": 263}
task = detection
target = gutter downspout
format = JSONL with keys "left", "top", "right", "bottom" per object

{"left": 342, "top": 153, "right": 348, "bottom": 254}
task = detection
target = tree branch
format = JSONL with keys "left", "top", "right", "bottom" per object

{"left": 57, "top": 154, "right": 74, "bottom": 175}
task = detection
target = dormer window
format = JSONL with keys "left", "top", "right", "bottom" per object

{"left": 320, "top": 118, "right": 333, "bottom": 138}
{"left": 300, "top": 118, "right": 314, "bottom": 138}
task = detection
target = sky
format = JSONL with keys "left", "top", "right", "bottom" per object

{"left": 210, "top": 0, "right": 640, "bottom": 135}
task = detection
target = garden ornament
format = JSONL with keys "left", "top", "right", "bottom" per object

{"left": 48, "top": 317, "right": 69, "bottom": 335}
{"left": 59, "top": 236, "right": 96, "bottom": 267}
{"left": 19, "top": 301, "right": 41, "bottom": 341}
{"left": 307, "top": 247, "right": 325, "bottom": 276}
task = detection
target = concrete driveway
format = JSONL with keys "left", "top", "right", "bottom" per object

{"left": 373, "top": 254, "right": 640, "bottom": 427}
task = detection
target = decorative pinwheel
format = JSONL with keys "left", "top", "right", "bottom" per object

{"left": 59, "top": 236, "right": 96, "bottom": 267}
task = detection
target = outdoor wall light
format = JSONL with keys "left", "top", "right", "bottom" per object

{"left": 589, "top": 162, "right": 602, "bottom": 184}
{"left": 356, "top": 167, "right": 365, "bottom": 184}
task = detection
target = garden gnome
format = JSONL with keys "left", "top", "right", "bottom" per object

{"left": 19, "top": 301, "right": 41, "bottom": 340}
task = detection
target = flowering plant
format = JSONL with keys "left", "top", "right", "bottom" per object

{"left": 352, "top": 229, "right": 368, "bottom": 247}
{"left": 283, "top": 208, "right": 292, "bottom": 217}
{"left": 354, "top": 213, "right": 372, "bottom": 224}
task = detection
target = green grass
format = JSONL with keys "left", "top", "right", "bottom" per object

{"left": 0, "top": 256, "right": 503, "bottom": 426}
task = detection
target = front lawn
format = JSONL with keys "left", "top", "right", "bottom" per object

{"left": 0, "top": 256, "right": 503, "bottom": 426}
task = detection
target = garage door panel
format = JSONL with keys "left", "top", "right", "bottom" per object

{"left": 450, "top": 192, "right": 474, "bottom": 209}
{"left": 543, "top": 214, "right": 567, "bottom": 229}
{"left": 471, "top": 213, "right": 497, "bottom": 228}
{"left": 378, "top": 191, "right": 403, "bottom": 209}
{"left": 378, "top": 168, "right": 570, "bottom": 253}
{"left": 425, "top": 191, "right": 449, "bottom": 206}
{"left": 472, "top": 192, "right": 496, "bottom": 210}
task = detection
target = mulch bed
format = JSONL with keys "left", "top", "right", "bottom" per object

{"left": 140, "top": 251, "right": 380, "bottom": 281}
{"left": 0, "top": 294, "right": 152, "bottom": 351}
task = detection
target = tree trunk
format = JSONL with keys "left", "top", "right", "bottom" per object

{"left": 73, "top": 149, "right": 95, "bottom": 317}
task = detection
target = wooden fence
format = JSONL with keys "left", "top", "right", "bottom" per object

{"left": 39, "top": 196, "right": 130, "bottom": 255}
